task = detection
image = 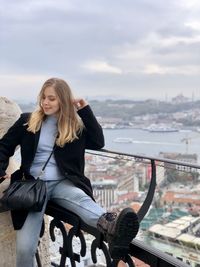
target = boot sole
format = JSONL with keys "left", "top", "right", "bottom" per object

{"left": 109, "top": 208, "right": 139, "bottom": 259}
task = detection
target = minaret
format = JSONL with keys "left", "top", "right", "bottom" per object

{"left": 192, "top": 91, "right": 194, "bottom": 102}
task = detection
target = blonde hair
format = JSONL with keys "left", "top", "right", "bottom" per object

{"left": 27, "top": 78, "right": 83, "bottom": 147}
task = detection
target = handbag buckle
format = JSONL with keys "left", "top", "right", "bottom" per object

{"left": 38, "top": 170, "right": 45, "bottom": 179}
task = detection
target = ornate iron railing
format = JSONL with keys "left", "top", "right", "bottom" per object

{"left": 37, "top": 149, "right": 200, "bottom": 267}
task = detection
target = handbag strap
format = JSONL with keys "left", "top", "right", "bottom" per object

{"left": 0, "top": 148, "right": 55, "bottom": 183}
{"left": 38, "top": 147, "right": 55, "bottom": 178}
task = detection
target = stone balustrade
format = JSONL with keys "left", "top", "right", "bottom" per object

{"left": 0, "top": 97, "right": 50, "bottom": 267}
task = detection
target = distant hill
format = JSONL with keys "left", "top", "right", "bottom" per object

{"left": 89, "top": 99, "right": 200, "bottom": 119}
{"left": 17, "top": 99, "right": 200, "bottom": 126}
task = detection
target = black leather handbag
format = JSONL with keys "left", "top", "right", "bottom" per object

{"left": 0, "top": 149, "right": 54, "bottom": 212}
{"left": 0, "top": 176, "right": 46, "bottom": 211}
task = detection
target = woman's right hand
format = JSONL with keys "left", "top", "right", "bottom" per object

{"left": 73, "top": 98, "right": 88, "bottom": 110}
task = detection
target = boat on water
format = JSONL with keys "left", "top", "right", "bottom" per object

{"left": 143, "top": 124, "right": 179, "bottom": 133}
{"left": 148, "top": 127, "right": 179, "bottom": 133}
{"left": 113, "top": 137, "right": 133, "bottom": 143}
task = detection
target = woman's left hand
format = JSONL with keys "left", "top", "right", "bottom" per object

{"left": 0, "top": 174, "right": 10, "bottom": 179}
{"left": 73, "top": 98, "right": 88, "bottom": 110}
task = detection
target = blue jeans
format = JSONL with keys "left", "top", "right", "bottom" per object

{"left": 16, "top": 179, "right": 106, "bottom": 267}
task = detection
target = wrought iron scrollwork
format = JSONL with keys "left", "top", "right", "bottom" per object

{"left": 91, "top": 234, "right": 136, "bottom": 267}
{"left": 49, "top": 216, "right": 88, "bottom": 267}
{"left": 91, "top": 234, "right": 112, "bottom": 266}
{"left": 48, "top": 215, "right": 136, "bottom": 267}
{"left": 50, "top": 218, "right": 69, "bottom": 267}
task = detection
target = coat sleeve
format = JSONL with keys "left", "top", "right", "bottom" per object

{"left": 77, "top": 105, "right": 105, "bottom": 150}
{"left": 0, "top": 113, "right": 28, "bottom": 177}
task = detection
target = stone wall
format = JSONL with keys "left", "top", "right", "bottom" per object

{"left": 0, "top": 97, "right": 50, "bottom": 266}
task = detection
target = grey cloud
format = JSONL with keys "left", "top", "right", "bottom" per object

{"left": 0, "top": 0, "right": 200, "bottom": 100}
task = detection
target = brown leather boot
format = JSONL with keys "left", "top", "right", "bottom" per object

{"left": 97, "top": 207, "right": 139, "bottom": 258}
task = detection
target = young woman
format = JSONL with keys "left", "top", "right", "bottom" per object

{"left": 0, "top": 78, "right": 139, "bottom": 267}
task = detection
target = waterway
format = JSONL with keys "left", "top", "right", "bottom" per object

{"left": 103, "top": 128, "right": 200, "bottom": 161}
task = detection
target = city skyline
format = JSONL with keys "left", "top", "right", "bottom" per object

{"left": 0, "top": 0, "right": 200, "bottom": 101}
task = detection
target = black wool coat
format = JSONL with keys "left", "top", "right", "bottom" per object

{"left": 0, "top": 105, "right": 104, "bottom": 229}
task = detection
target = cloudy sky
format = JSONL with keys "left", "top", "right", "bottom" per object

{"left": 0, "top": 0, "right": 200, "bottom": 102}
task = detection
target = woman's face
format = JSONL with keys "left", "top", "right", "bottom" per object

{"left": 41, "top": 86, "right": 60, "bottom": 116}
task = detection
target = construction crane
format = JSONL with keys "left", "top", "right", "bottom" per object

{"left": 181, "top": 133, "right": 200, "bottom": 154}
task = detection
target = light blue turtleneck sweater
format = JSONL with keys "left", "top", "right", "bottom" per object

{"left": 30, "top": 115, "right": 64, "bottom": 181}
